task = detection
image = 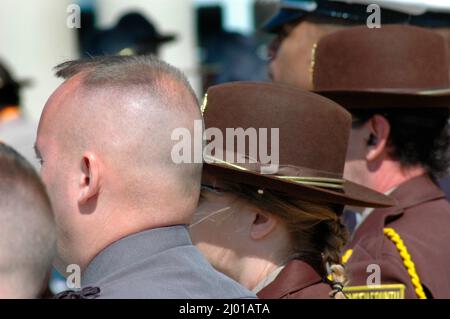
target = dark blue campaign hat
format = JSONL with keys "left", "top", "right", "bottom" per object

{"left": 91, "top": 12, "right": 176, "bottom": 56}
{"left": 263, "top": 0, "right": 450, "bottom": 33}
{"left": 0, "top": 61, "right": 31, "bottom": 107}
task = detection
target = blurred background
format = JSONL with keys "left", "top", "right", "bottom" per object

{"left": 0, "top": 0, "right": 279, "bottom": 124}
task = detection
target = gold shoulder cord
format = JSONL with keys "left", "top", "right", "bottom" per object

{"left": 341, "top": 249, "right": 353, "bottom": 264}
{"left": 342, "top": 228, "right": 427, "bottom": 299}
{"left": 382, "top": 228, "right": 426, "bottom": 299}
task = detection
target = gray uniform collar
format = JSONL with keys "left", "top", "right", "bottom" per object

{"left": 82, "top": 225, "right": 191, "bottom": 286}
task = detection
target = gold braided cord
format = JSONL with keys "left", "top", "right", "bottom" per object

{"left": 383, "top": 227, "right": 427, "bottom": 299}
{"left": 341, "top": 249, "right": 353, "bottom": 264}
{"left": 205, "top": 155, "right": 247, "bottom": 171}
{"left": 341, "top": 228, "right": 426, "bottom": 299}
{"left": 277, "top": 176, "right": 344, "bottom": 189}
{"left": 203, "top": 155, "right": 345, "bottom": 189}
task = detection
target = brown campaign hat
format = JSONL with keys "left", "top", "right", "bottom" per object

{"left": 311, "top": 25, "right": 450, "bottom": 109}
{"left": 202, "top": 81, "right": 395, "bottom": 208}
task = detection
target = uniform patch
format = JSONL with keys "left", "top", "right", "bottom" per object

{"left": 343, "top": 284, "right": 405, "bottom": 299}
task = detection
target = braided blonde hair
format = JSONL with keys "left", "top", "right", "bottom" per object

{"left": 226, "top": 182, "right": 349, "bottom": 299}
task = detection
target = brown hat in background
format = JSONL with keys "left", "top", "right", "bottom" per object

{"left": 311, "top": 25, "right": 450, "bottom": 109}
{"left": 202, "top": 81, "right": 395, "bottom": 208}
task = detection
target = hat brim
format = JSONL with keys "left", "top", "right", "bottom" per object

{"left": 204, "top": 162, "right": 396, "bottom": 208}
{"left": 16, "top": 79, "right": 32, "bottom": 87}
{"left": 142, "top": 34, "right": 176, "bottom": 44}
{"left": 314, "top": 88, "right": 450, "bottom": 109}
{"left": 4, "top": 79, "right": 32, "bottom": 89}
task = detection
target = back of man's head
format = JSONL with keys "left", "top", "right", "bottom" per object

{"left": 36, "top": 55, "right": 203, "bottom": 270}
{"left": 51, "top": 55, "right": 202, "bottom": 219}
{"left": 0, "top": 143, "right": 55, "bottom": 298}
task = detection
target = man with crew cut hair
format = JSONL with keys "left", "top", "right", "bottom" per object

{"left": 36, "top": 55, "right": 255, "bottom": 299}
{"left": 0, "top": 143, "right": 56, "bottom": 298}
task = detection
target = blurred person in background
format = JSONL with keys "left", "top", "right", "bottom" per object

{"left": 264, "top": 0, "right": 450, "bottom": 88}
{"left": 36, "top": 55, "right": 255, "bottom": 299}
{"left": 0, "top": 61, "right": 38, "bottom": 169}
{"left": 190, "top": 82, "right": 394, "bottom": 299}
{"left": 309, "top": 25, "right": 450, "bottom": 299}
{"left": 81, "top": 12, "right": 176, "bottom": 57}
{"left": 0, "top": 143, "right": 56, "bottom": 299}
{"left": 197, "top": 6, "right": 268, "bottom": 91}
{"left": 263, "top": 0, "right": 450, "bottom": 203}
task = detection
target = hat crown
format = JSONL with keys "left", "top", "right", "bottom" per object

{"left": 203, "top": 82, "right": 351, "bottom": 178}
{"left": 116, "top": 12, "right": 158, "bottom": 36}
{"left": 313, "top": 25, "right": 450, "bottom": 91}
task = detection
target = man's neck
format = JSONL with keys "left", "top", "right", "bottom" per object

{"left": 78, "top": 210, "right": 190, "bottom": 273}
{"left": 370, "top": 159, "right": 426, "bottom": 193}
{"left": 0, "top": 279, "right": 34, "bottom": 299}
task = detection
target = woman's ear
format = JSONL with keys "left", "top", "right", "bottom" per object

{"left": 366, "top": 115, "right": 390, "bottom": 162}
{"left": 78, "top": 152, "right": 100, "bottom": 205}
{"left": 250, "top": 210, "right": 278, "bottom": 240}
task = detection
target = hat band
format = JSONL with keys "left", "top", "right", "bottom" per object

{"left": 204, "top": 155, "right": 345, "bottom": 190}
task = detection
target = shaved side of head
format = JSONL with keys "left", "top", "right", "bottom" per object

{"left": 45, "top": 55, "right": 202, "bottom": 223}
{"left": 0, "top": 143, "right": 56, "bottom": 298}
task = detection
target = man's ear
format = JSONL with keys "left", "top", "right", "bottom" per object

{"left": 78, "top": 153, "right": 100, "bottom": 205}
{"left": 250, "top": 210, "right": 278, "bottom": 241}
{"left": 366, "top": 115, "right": 390, "bottom": 162}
